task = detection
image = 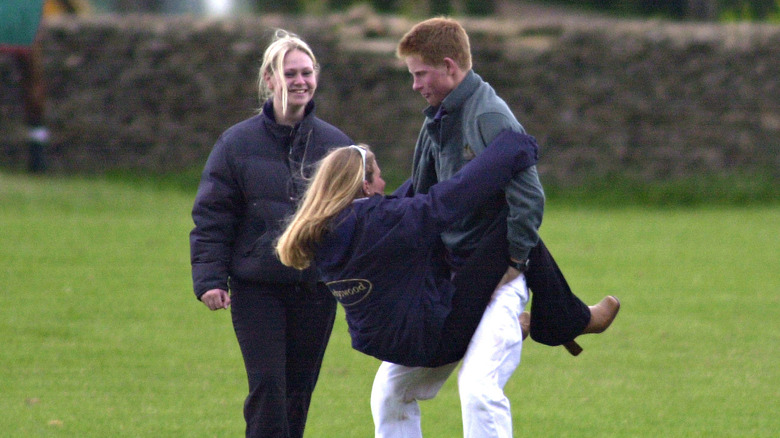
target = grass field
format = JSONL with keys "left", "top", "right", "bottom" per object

{"left": 1, "top": 172, "right": 778, "bottom": 437}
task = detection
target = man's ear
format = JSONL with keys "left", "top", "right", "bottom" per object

{"left": 443, "top": 57, "right": 459, "bottom": 76}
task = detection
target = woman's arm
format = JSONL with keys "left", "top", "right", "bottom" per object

{"left": 190, "top": 137, "right": 242, "bottom": 300}
{"left": 391, "top": 130, "right": 538, "bottom": 237}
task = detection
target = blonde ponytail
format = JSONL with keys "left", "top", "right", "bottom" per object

{"left": 276, "top": 145, "right": 374, "bottom": 269}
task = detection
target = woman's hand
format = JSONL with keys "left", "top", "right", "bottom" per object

{"left": 201, "top": 288, "right": 231, "bottom": 310}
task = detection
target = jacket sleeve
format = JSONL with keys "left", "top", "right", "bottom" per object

{"left": 189, "top": 136, "right": 242, "bottom": 299}
{"left": 477, "top": 113, "right": 545, "bottom": 260}
{"left": 394, "top": 130, "right": 538, "bottom": 237}
{"left": 391, "top": 178, "right": 414, "bottom": 198}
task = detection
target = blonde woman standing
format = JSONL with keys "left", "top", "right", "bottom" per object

{"left": 190, "top": 30, "right": 351, "bottom": 438}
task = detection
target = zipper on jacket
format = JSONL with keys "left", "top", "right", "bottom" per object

{"left": 287, "top": 129, "right": 313, "bottom": 202}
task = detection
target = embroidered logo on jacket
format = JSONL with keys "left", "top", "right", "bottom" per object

{"left": 326, "top": 279, "right": 373, "bottom": 307}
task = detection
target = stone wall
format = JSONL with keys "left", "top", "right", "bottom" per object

{"left": 1, "top": 10, "right": 778, "bottom": 186}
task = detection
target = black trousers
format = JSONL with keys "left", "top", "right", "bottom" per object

{"left": 426, "top": 219, "right": 591, "bottom": 367}
{"left": 525, "top": 239, "right": 591, "bottom": 346}
{"left": 230, "top": 280, "right": 336, "bottom": 438}
{"left": 427, "top": 217, "right": 509, "bottom": 367}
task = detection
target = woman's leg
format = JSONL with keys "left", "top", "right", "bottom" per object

{"left": 525, "top": 238, "right": 590, "bottom": 346}
{"left": 284, "top": 282, "right": 337, "bottom": 438}
{"left": 427, "top": 217, "right": 509, "bottom": 367}
{"left": 230, "top": 282, "right": 290, "bottom": 438}
{"left": 230, "top": 281, "right": 335, "bottom": 438}
{"left": 458, "top": 274, "right": 529, "bottom": 438}
{"left": 371, "top": 361, "right": 458, "bottom": 438}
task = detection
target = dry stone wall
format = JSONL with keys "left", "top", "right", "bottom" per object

{"left": 1, "top": 11, "right": 778, "bottom": 186}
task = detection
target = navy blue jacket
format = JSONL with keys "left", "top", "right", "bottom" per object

{"left": 190, "top": 100, "right": 352, "bottom": 298}
{"left": 316, "top": 131, "right": 538, "bottom": 366}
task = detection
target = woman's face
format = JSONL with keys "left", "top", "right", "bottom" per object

{"left": 364, "top": 159, "right": 386, "bottom": 196}
{"left": 265, "top": 49, "right": 317, "bottom": 115}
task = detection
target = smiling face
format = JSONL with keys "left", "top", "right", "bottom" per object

{"left": 264, "top": 49, "right": 317, "bottom": 124}
{"left": 404, "top": 54, "right": 458, "bottom": 108}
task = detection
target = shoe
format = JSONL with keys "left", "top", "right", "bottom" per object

{"left": 563, "top": 295, "right": 620, "bottom": 357}
{"left": 519, "top": 311, "right": 530, "bottom": 341}
{"left": 583, "top": 296, "right": 621, "bottom": 334}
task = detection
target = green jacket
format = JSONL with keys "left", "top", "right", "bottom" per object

{"left": 0, "top": 0, "right": 45, "bottom": 48}
{"left": 411, "top": 70, "right": 545, "bottom": 261}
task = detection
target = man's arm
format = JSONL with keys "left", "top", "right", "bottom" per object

{"left": 476, "top": 113, "right": 545, "bottom": 262}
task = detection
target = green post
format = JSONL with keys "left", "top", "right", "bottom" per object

{"left": 0, "top": 0, "right": 46, "bottom": 48}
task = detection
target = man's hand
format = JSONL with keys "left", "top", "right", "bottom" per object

{"left": 201, "top": 288, "right": 231, "bottom": 310}
{"left": 496, "top": 266, "right": 521, "bottom": 290}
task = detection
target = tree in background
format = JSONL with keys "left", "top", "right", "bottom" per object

{"left": 463, "top": 0, "right": 496, "bottom": 15}
{"left": 719, "top": 0, "right": 780, "bottom": 20}
{"left": 544, "top": 0, "right": 778, "bottom": 20}
{"left": 686, "top": 0, "right": 719, "bottom": 19}
{"left": 79, "top": 0, "right": 780, "bottom": 20}
{"left": 317, "top": 0, "right": 494, "bottom": 16}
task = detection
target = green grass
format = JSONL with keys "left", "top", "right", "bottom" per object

{"left": 1, "top": 172, "right": 778, "bottom": 437}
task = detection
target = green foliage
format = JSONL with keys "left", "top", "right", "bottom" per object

{"left": 720, "top": 0, "right": 780, "bottom": 20}
{"left": 1, "top": 172, "right": 778, "bottom": 436}
{"left": 322, "top": 0, "right": 362, "bottom": 11}
{"left": 90, "top": 0, "right": 780, "bottom": 20}
{"left": 540, "top": 0, "right": 686, "bottom": 18}
{"left": 540, "top": 0, "right": 780, "bottom": 20}
{"left": 254, "top": 0, "right": 304, "bottom": 13}
{"left": 281, "top": 0, "right": 483, "bottom": 16}
{"left": 463, "top": 0, "right": 496, "bottom": 16}
{"left": 429, "top": 0, "right": 452, "bottom": 15}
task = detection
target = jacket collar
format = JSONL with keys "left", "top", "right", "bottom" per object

{"left": 262, "top": 99, "right": 317, "bottom": 138}
{"left": 423, "top": 70, "right": 479, "bottom": 119}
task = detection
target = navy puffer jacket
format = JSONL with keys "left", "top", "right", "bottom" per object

{"left": 316, "top": 130, "right": 538, "bottom": 366}
{"left": 190, "top": 100, "right": 352, "bottom": 298}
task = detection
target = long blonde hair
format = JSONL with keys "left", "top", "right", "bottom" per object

{"left": 276, "top": 144, "right": 376, "bottom": 270}
{"left": 259, "top": 29, "right": 319, "bottom": 115}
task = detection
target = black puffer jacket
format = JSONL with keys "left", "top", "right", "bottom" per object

{"left": 190, "top": 100, "right": 352, "bottom": 298}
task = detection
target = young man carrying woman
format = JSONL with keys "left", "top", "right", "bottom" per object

{"left": 356, "top": 17, "right": 621, "bottom": 437}
{"left": 276, "top": 130, "right": 539, "bottom": 429}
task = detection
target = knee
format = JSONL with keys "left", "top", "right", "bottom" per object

{"left": 458, "top": 373, "right": 502, "bottom": 412}
{"left": 371, "top": 378, "right": 407, "bottom": 412}
{"left": 370, "top": 375, "right": 422, "bottom": 422}
{"left": 246, "top": 370, "right": 285, "bottom": 396}
{"left": 371, "top": 389, "right": 421, "bottom": 428}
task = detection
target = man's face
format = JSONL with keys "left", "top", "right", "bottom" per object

{"left": 404, "top": 55, "right": 457, "bottom": 108}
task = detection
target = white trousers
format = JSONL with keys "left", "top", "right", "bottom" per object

{"left": 371, "top": 274, "right": 530, "bottom": 438}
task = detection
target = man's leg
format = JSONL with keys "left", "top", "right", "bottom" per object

{"left": 371, "top": 361, "right": 459, "bottom": 438}
{"left": 17, "top": 45, "right": 48, "bottom": 173}
{"left": 458, "top": 274, "right": 529, "bottom": 438}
